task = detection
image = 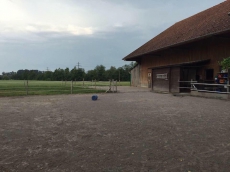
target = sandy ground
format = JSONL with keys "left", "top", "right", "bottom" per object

{"left": 0, "top": 87, "right": 230, "bottom": 172}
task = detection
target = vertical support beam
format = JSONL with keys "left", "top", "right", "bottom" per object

{"left": 152, "top": 69, "right": 154, "bottom": 91}
{"left": 169, "top": 67, "right": 171, "bottom": 93}
{"left": 130, "top": 73, "right": 131, "bottom": 87}
{"left": 228, "top": 69, "right": 230, "bottom": 93}
{"left": 191, "top": 79, "right": 193, "bottom": 90}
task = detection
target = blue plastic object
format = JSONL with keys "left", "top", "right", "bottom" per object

{"left": 92, "top": 95, "right": 98, "bottom": 101}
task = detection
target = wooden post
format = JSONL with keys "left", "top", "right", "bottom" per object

{"left": 227, "top": 69, "right": 229, "bottom": 93}
{"left": 119, "top": 70, "right": 120, "bottom": 86}
{"left": 191, "top": 79, "right": 193, "bottom": 90}
{"left": 71, "top": 80, "right": 73, "bottom": 94}
{"left": 112, "top": 79, "right": 114, "bottom": 93}
{"left": 26, "top": 80, "right": 28, "bottom": 95}
{"left": 95, "top": 80, "right": 96, "bottom": 89}
{"left": 109, "top": 80, "right": 111, "bottom": 92}
{"left": 92, "top": 80, "right": 93, "bottom": 87}
{"left": 115, "top": 80, "right": 117, "bottom": 92}
{"left": 227, "top": 80, "right": 229, "bottom": 93}
{"left": 75, "top": 78, "right": 76, "bottom": 85}
{"left": 83, "top": 78, "right": 85, "bottom": 87}
{"left": 65, "top": 80, "right": 66, "bottom": 86}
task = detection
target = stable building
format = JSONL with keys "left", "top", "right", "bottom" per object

{"left": 123, "top": 1, "right": 230, "bottom": 94}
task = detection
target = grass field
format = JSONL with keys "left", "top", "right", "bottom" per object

{"left": 0, "top": 80, "right": 130, "bottom": 97}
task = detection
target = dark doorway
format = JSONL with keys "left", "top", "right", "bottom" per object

{"left": 180, "top": 67, "right": 197, "bottom": 92}
{"left": 205, "top": 69, "right": 214, "bottom": 82}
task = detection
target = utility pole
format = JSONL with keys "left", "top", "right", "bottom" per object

{"left": 77, "top": 62, "right": 80, "bottom": 69}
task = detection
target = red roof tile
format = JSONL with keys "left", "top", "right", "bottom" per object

{"left": 123, "top": 0, "right": 230, "bottom": 60}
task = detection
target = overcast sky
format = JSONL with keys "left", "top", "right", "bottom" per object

{"left": 0, "top": 0, "right": 225, "bottom": 73}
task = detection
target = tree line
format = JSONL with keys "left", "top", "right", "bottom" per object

{"left": 0, "top": 63, "right": 136, "bottom": 81}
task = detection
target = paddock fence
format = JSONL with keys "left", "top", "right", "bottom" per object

{"left": 0, "top": 80, "right": 121, "bottom": 97}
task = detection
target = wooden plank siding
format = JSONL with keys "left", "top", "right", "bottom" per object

{"left": 139, "top": 37, "right": 230, "bottom": 88}
{"left": 131, "top": 65, "right": 140, "bottom": 87}
{"left": 152, "top": 68, "right": 170, "bottom": 92}
{"left": 170, "top": 67, "right": 180, "bottom": 93}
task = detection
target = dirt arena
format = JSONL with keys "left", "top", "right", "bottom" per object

{"left": 1, "top": 87, "right": 230, "bottom": 172}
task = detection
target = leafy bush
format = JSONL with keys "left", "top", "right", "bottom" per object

{"left": 219, "top": 57, "right": 230, "bottom": 70}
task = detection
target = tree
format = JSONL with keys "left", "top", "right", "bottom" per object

{"left": 94, "top": 65, "right": 106, "bottom": 81}
{"left": 64, "top": 68, "right": 70, "bottom": 80}
{"left": 70, "top": 67, "right": 85, "bottom": 81}
{"left": 219, "top": 57, "right": 230, "bottom": 71}
{"left": 106, "top": 66, "right": 117, "bottom": 80}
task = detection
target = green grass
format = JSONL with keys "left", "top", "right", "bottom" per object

{"left": 0, "top": 80, "right": 130, "bottom": 97}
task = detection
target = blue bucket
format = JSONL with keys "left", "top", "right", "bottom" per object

{"left": 92, "top": 95, "right": 98, "bottom": 101}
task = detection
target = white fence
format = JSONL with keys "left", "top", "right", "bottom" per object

{"left": 178, "top": 80, "right": 230, "bottom": 94}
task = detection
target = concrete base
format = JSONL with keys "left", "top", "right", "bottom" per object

{"left": 191, "top": 91, "right": 229, "bottom": 100}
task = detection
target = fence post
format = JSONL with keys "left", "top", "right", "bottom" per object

{"left": 227, "top": 80, "right": 229, "bottom": 93}
{"left": 26, "top": 80, "right": 28, "bottom": 95}
{"left": 95, "top": 80, "right": 96, "bottom": 89}
{"left": 191, "top": 79, "right": 193, "bottom": 90}
{"left": 83, "top": 78, "right": 85, "bottom": 87}
{"left": 109, "top": 80, "right": 111, "bottom": 92}
{"left": 112, "top": 79, "right": 114, "bottom": 93}
{"left": 115, "top": 80, "right": 117, "bottom": 92}
{"left": 71, "top": 80, "right": 73, "bottom": 94}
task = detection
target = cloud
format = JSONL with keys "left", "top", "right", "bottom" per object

{"left": 0, "top": 0, "right": 141, "bottom": 43}
{"left": 0, "top": 0, "right": 225, "bottom": 74}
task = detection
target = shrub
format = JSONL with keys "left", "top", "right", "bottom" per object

{"left": 219, "top": 57, "right": 230, "bottom": 70}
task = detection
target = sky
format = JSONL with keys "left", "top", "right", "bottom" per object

{"left": 0, "top": 0, "right": 225, "bottom": 73}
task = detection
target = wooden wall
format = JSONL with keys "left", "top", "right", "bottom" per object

{"left": 152, "top": 68, "right": 170, "bottom": 92}
{"left": 131, "top": 65, "right": 140, "bottom": 87}
{"left": 170, "top": 67, "right": 180, "bottom": 93}
{"left": 139, "top": 37, "right": 230, "bottom": 87}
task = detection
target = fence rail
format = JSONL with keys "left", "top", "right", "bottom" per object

{"left": 178, "top": 80, "right": 230, "bottom": 94}
{"left": 191, "top": 83, "right": 230, "bottom": 94}
{"left": 0, "top": 80, "right": 122, "bottom": 97}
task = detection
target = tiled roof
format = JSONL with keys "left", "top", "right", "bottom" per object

{"left": 123, "top": 0, "right": 230, "bottom": 60}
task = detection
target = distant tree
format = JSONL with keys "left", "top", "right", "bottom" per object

{"left": 70, "top": 67, "right": 85, "bottom": 81}
{"left": 53, "top": 68, "right": 64, "bottom": 81}
{"left": 2, "top": 75, "right": 9, "bottom": 80}
{"left": 44, "top": 71, "right": 53, "bottom": 81}
{"left": 94, "top": 65, "right": 106, "bottom": 81}
{"left": 64, "top": 68, "right": 70, "bottom": 80}
{"left": 106, "top": 66, "right": 117, "bottom": 80}
{"left": 85, "top": 70, "right": 96, "bottom": 80}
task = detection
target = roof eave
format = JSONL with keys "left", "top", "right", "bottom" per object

{"left": 123, "top": 28, "right": 230, "bottom": 61}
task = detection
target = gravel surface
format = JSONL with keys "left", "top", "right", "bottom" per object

{"left": 0, "top": 87, "right": 230, "bottom": 172}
